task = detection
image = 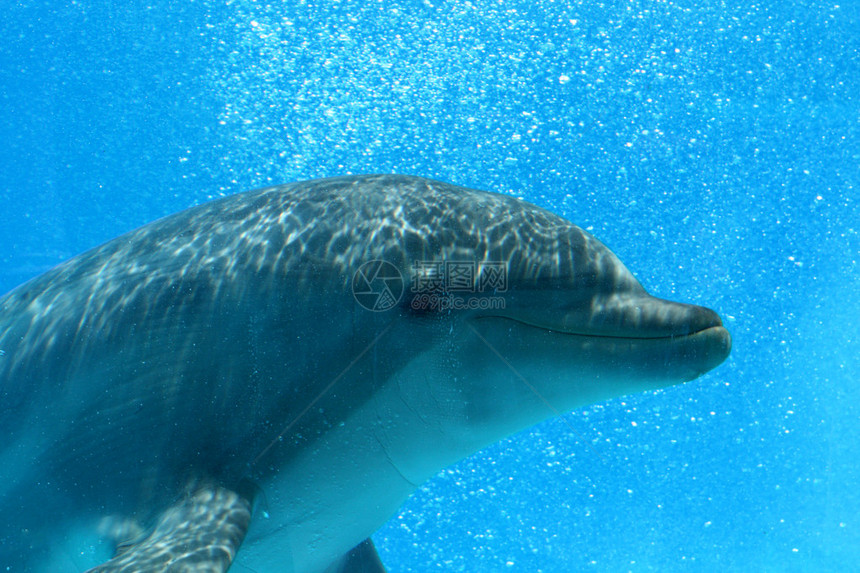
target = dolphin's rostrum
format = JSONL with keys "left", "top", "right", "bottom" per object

{"left": 0, "top": 175, "right": 730, "bottom": 572}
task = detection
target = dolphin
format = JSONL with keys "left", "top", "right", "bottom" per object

{"left": 0, "top": 174, "right": 731, "bottom": 572}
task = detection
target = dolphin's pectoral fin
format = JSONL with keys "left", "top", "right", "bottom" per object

{"left": 323, "top": 538, "right": 387, "bottom": 573}
{"left": 86, "top": 485, "right": 252, "bottom": 573}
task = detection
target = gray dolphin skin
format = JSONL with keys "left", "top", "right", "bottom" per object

{"left": 0, "top": 174, "right": 731, "bottom": 572}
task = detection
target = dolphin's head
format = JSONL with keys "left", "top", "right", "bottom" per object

{"left": 354, "top": 177, "right": 731, "bottom": 468}
{"left": 246, "top": 175, "right": 730, "bottom": 477}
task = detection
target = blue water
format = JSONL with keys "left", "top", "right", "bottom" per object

{"left": 1, "top": 1, "right": 858, "bottom": 571}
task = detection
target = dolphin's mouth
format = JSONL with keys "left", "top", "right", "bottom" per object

{"left": 478, "top": 294, "right": 728, "bottom": 341}
{"left": 478, "top": 315, "right": 728, "bottom": 341}
{"left": 471, "top": 315, "right": 732, "bottom": 379}
{"left": 471, "top": 293, "right": 733, "bottom": 373}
